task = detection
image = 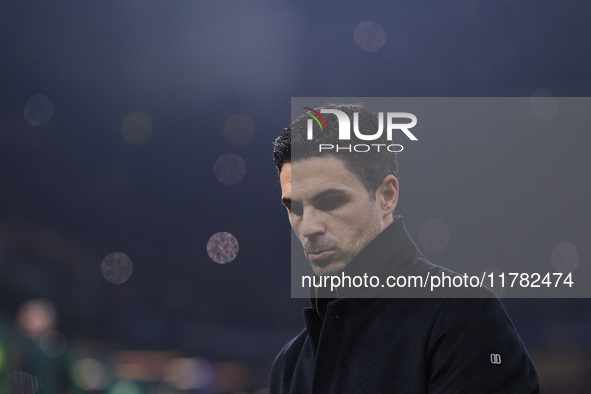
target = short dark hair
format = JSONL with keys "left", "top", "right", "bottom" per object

{"left": 272, "top": 103, "right": 398, "bottom": 198}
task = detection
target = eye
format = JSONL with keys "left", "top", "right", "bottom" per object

{"left": 316, "top": 198, "right": 345, "bottom": 211}
{"left": 290, "top": 202, "right": 303, "bottom": 216}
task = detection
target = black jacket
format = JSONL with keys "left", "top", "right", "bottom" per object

{"left": 270, "top": 217, "right": 539, "bottom": 393}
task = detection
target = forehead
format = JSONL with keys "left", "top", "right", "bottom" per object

{"left": 279, "top": 156, "right": 365, "bottom": 199}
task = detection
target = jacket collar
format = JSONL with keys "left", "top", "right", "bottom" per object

{"left": 310, "top": 215, "right": 424, "bottom": 302}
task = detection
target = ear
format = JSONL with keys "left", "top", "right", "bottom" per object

{"left": 376, "top": 175, "right": 399, "bottom": 218}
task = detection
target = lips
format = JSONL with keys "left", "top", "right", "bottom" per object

{"left": 307, "top": 250, "right": 335, "bottom": 263}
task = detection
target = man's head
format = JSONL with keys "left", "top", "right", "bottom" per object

{"left": 273, "top": 103, "right": 399, "bottom": 197}
{"left": 273, "top": 103, "right": 399, "bottom": 275}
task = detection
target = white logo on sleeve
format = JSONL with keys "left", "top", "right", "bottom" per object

{"left": 490, "top": 354, "right": 502, "bottom": 365}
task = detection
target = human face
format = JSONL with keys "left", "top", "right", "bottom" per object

{"left": 279, "top": 156, "right": 394, "bottom": 276}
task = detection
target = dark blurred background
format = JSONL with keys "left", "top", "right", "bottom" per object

{"left": 0, "top": 1, "right": 589, "bottom": 393}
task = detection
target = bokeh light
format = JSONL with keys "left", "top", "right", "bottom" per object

{"left": 121, "top": 112, "right": 153, "bottom": 144}
{"left": 16, "top": 298, "right": 57, "bottom": 337}
{"left": 111, "top": 350, "right": 176, "bottom": 382}
{"left": 223, "top": 113, "right": 256, "bottom": 146}
{"left": 3, "top": 371, "right": 39, "bottom": 394}
{"left": 353, "top": 21, "right": 386, "bottom": 52}
{"left": 215, "top": 362, "right": 250, "bottom": 392}
{"left": 164, "top": 357, "right": 215, "bottom": 390}
{"left": 207, "top": 232, "right": 239, "bottom": 264}
{"left": 71, "top": 358, "right": 109, "bottom": 391}
{"left": 108, "top": 380, "right": 143, "bottom": 394}
{"left": 101, "top": 252, "right": 134, "bottom": 284}
{"left": 39, "top": 330, "right": 68, "bottom": 358}
{"left": 529, "top": 88, "right": 558, "bottom": 120}
{"left": 551, "top": 242, "right": 579, "bottom": 273}
{"left": 214, "top": 153, "right": 246, "bottom": 185}
{"left": 23, "top": 94, "right": 54, "bottom": 126}
{"left": 0, "top": 343, "right": 6, "bottom": 372}
{"left": 418, "top": 219, "right": 451, "bottom": 252}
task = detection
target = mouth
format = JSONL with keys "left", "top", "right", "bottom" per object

{"left": 306, "top": 250, "right": 335, "bottom": 263}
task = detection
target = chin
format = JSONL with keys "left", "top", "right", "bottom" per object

{"left": 311, "top": 261, "right": 346, "bottom": 277}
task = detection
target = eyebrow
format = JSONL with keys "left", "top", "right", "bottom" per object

{"left": 282, "top": 188, "right": 349, "bottom": 208}
{"left": 309, "top": 188, "right": 348, "bottom": 203}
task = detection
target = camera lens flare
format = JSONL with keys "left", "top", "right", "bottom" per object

{"left": 551, "top": 242, "right": 579, "bottom": 273}
{"left": 101, "top": 252, "right": 134, "bottom": 284}
{"left": 71, "top": 358, "right": 109, "bottom": 391}
{"left": 16, "top": 298, "right": 57, "bottom": 337}
{"left": 223, "top": 113, "right": 256, "bottom": 146}
{"left": 207, "top": 232, "right": 239, "bottom": 264}
{"left": 354, "top": 21, "right": 386, "bottom": 52}
{"left": 214, "top": 153, "right": 246, "bottom": 185}
{"left": 418, "top": 219, "right": 451, "bottom": 252}
{"left": 23, "top": 95, "right": 55, "bottom": 126}
{"left": 121, "top": 112, "right": 153, "bottom": 144}
{"left": 39, "top": 330, "right": 68, "bottom": 358}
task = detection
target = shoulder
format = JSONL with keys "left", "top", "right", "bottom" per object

{"left": 272, "top": 328, "right": 308, "bottom": 364}
{"left": 269, "top": 328, "right": 309, "bottom": 391}
{"left": 430, "top": 296, "right": 518, "bottom": 341}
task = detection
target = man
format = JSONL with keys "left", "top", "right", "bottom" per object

{"left": 270, "top": 103, "right": 539, "bottom": 393}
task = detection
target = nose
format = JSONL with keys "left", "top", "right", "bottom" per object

{"left": 297, "top": 209, "right": 325, "bottom": 239}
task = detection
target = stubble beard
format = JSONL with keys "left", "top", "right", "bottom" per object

{"left": 307, "top": 202, "right": 382, "bottom": 277}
